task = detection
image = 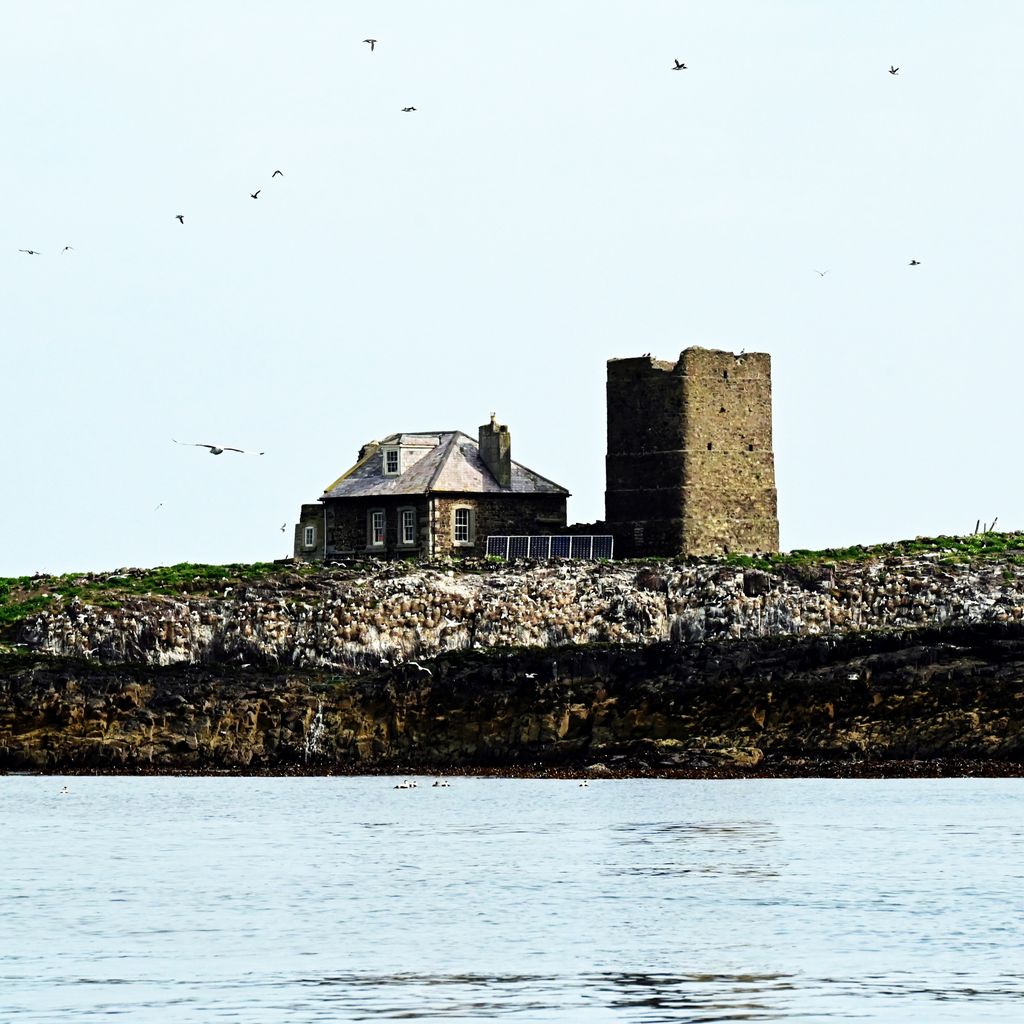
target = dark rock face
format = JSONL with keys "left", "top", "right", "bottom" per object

{"left": 2, "top": 624, "right": 1022, "bottom": 775}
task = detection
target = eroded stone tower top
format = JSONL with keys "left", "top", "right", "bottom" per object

{"left": 605, "top": 347, "right": 779, "bottom": 557}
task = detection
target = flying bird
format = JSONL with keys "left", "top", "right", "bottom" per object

{"left": 889, "top": 65, "right": 899, "bottom": 75}
{"left": 908, "top": 259, "right": 921, "bottom": 266}
{"left": 364, "top": 38, "right": 377, "bottom": 51}
{"left": 173, "top": 440, "right": 265, "bottom": 456}
{"left": 176, "top": 215, "right": 184, "bottom": 224}
{"left": 813, "top": 269, "right": 829, "bottom": 277}
{"left": 401, "top": 106, "right": 416, "bottom": 112}
{"left": 60, "top": 246, "right": 74, "bottom": 254}
{"left": 272, "top": 170, "right": 283, "bottom": 177}
{"left": 280, "top": 523, "right": 287, "bottom": 532}
{"left": 250, "top": 190, "right": 260, "bottom": 199}
{"left": 673, "top": 60, "right": 687, "bottom": 70}
{"left": 18, "top": 249, "right": 40, "bottom": 255}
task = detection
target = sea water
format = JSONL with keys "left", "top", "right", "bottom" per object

{"left": 1, "top": 777, "right": 1021, "bottom": 1022}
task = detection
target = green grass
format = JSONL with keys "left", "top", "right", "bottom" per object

{"left": 719, "top": 532, "right": 1024, "bottom": 572}
{"left": 0, "top": 561, "right": 315, "bottom": 639}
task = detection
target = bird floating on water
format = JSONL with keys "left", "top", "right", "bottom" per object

{"left": 364, "top": 38, "right": 377, "bottom": 51}
{"left": 173, "top": 440, "right": 265, "bottom": 456}
{"left": 673, "top": 60, "right": 687, "bottom": 70}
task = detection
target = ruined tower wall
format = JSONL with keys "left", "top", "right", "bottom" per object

{"left": 678, "top": 348, "right": 779, "bottom": 555}
{"left": 605, "top": 348, "right": 779, "bottom": 557}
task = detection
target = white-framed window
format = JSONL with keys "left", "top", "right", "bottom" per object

{"left": 453, "top": 506, "right": 473, "bottom": 545}
{"left": 303, "top": 525, "right": 316, "bottom": 549}
{"left": 369, "top": 509, "right": 386, "bottom": 547}
{"left": 383, "top": 448, "right": 400, "bottom": 475}
{"left": 399, "top": 507, "right": 416, "bottom": 546}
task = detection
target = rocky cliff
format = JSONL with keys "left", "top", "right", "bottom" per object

{"left": 13, "top": 556, "right": 1024, "bottom": 670}
{"left": 2, "top": 624, "right": 1022, "bottom": 775}
{"left": 2, "top": 549, "right": 1024, "bottom": 775}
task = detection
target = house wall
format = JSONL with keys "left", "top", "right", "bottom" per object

{"left": 430, "top": 494, "right": 567, "bottom": 557}
{"left": 296, "top": 493, "right": 567, "bottom": 561}
{"left": 605, "top": 348, "right": 779, "bottom": 558}
{"left": 294, "top": 504, "right": 324, "bottom": 561}
{"left": 321, "top": 497, "right": 431, "bottom": 559}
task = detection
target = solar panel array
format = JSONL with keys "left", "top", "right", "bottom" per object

{"left": 485, "top": 535, "right": 614, "bottom": 560}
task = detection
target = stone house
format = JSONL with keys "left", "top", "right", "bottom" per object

{"left": 294, "top": 416, "right": 569, "bottom": 560}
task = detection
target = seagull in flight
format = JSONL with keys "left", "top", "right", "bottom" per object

{"left": 908, "top": 259, "right": 921, "bottom": 266}
{"left": 272, "top": 170, "right": 283, "bottom": 177}
{"left": 61, "top": 245, "right": 74, "bottom": 254}
{"left": 250, "top": 190, "right": 260, "bottom": 199}
{"left": 18, "top": 249, "right": 40, "bottom": 255}
{"left": 176, "top": 214, "right": 184, "bottom": 224}
{"left": 889, "top": 65, "right": 899, "bottom": 75}
{"left": 673, "top": 60, "right": 687, "bottom": 70}
{"left": 364, "top": 38, "right": 377, "bottom": 51}
{"left": 280, "top": 523, "right": 287, "bottom": 532}
{"left": 813, "top": 269, "right": 829, "bottom": 277}
{"left": 173, "top": 440, "right": 265, "bottom": 456}
{"left": 401, "top": 106, "right": 416, "bottom": 112}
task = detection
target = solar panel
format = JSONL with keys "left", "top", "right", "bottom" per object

{"left": 485, "top": 535, "right": 614, "bottom": 560}
{"left": 508, "top": 536, "right": 530, "bottom": 559}
{"left": 486, "top": 536, "right": 508, "bottom": 558}
{"left": 550, "top": 536, "right": 571, "bottom": 558}
{"left": 529, "top": 536, "right": 551, "bottom": 558}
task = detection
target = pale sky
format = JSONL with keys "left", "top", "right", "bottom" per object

{"left": 3, "top": 2, "right": 1022, "bottom": 575}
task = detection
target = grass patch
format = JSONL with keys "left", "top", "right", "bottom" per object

{"left": 718, "top": 532, "right": 1024, "bottom": 572}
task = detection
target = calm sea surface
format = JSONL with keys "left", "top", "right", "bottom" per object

{"left": 1, "top": 777, "right": 1021, "bottom": 1022}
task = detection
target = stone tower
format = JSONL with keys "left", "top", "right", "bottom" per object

{"left": 605, "top": 347, "right": 779, "bottom": 557}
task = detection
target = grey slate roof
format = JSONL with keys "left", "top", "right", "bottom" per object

{"left": 321, "top": 431, "right": 569, "bottom": 499}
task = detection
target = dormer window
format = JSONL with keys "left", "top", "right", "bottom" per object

{"left": 383, "top": 447, "right": 400, "bottom": 476}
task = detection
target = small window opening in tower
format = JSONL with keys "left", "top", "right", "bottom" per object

{"left": 707, "top": 442, "right": 713, "bottom": 450}
{"left": 719, "top": 406, "right": 726, "bottom": 413}
{"left": 748, "top": 443, "right": 754, "bottom": 451}
{"left": 723, "top": 370, "right": 729, "bottom": 380}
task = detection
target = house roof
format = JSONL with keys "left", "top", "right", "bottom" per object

{"left": 321, "top": 431, "right": 570, "bottom": 500}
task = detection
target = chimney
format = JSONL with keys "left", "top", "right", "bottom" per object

{"left": 478, "top": 413, "right": 512, "bottom": 487}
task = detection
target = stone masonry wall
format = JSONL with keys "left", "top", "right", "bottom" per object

{"left": 679, "top": 348, "right": 778, "bottom": 556}
{"left": 605, "top": 349, "right": 779, "bottom": 558}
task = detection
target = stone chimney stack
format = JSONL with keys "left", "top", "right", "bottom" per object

{"left": 478, "top": 413, "right": 512, "bottom": 488}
